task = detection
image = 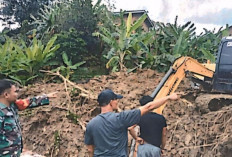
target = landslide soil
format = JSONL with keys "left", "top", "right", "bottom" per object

{"left": 19, "top": 69, "right": 232, "bottom": 157}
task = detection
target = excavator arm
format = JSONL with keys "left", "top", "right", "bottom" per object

{"left": 151, "top": 57, "right": 215, "bottom": 114}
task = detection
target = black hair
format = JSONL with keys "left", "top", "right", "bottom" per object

{"left": 139, "top": 95, "right": 153, "bottom": 106}
{"left": 0, "top": 79, "right": 14, "bottom": 95}
{"left": 99, "top": 101, "right": 110, "bottom": 107}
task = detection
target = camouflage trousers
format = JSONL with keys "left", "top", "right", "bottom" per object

{"left": 0, "top": 145, "right": 22, "bottom": 157}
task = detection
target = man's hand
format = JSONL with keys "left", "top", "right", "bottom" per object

{"left": 161, "top": 149, "right": 165, "bottom": 156}
{"left": 46, "top": 92, "right": 57, "bottom": 98}
{"left": 136, "top": 137, "right": 144, "bottom": 145}
{"left": 140, "top": 92, "right": 180, "bottom": 116}
{"left": 86, "top": 145, "right": 94, "bottom": 157}
{"left": 168, "top": 93, "right": 180, "bottom": 100}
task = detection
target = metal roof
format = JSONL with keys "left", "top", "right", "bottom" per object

{"left": 113, "top": 10, "right": 154, "bottom": 28}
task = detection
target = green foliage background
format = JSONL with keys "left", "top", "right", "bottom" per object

{"left": 0, "top": 0, "right": 230, "bottom": 85}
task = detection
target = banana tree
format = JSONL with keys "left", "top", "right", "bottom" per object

{"left": 30, "top": 2, "right": 68, "bottom": 40}
{"left": 93, "top": 12, "right": 148, "bottom": 71}
{"left": 147, "top": 17, "right": 199, "bottom": 71}
{"left": 53, "top": 52, "right": 86, "bottom": 79}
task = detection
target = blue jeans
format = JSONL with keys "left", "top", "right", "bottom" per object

{"left": 137, "top": 143, "right": 161, "bottom": 157}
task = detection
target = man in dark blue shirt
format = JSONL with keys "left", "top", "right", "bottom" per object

{"left": 84, "top": 89, "right": 178, "bottom": 157}
{"left": 129, "top": 96, "right": 167, "bottom": 157}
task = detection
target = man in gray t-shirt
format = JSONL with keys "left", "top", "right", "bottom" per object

{"left": 84, "top": 89, "right": 179, "bottom": 157}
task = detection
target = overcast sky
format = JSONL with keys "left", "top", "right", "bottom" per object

{"left": 112, "top": 0, "right": 232, "bottom": 34}
{"left": 1, "top": 0, "right": 232, "bottom": 34}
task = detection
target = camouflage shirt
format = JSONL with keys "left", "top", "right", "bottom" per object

{"left": 0, "top": 95, "right": 50, "bottom": 157}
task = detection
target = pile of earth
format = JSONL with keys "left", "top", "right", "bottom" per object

{"left": 19, "top": 69, "right": 232, "bottom": 157}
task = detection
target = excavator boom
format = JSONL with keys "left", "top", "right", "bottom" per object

{"left": 151, "top": 57, "right": 214, "bottom": 114}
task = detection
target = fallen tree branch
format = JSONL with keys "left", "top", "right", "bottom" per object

{"left": 178, "top": 142, "right": 218, "bottom": 150}
{"left": 77, "top": 118, "right": 86, "bottom": 131}
{"left": 64, "top": 79, "right": 71, "bottom": 110}
{"left": 40, "top": 70, "right": 97, "bottom": 100}
{"left": 170, "top": 119, "right": 181, "bottom": 142}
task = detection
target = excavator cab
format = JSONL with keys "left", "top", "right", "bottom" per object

{"left": 213, "top": 37, "right": 232, "bottom": 93}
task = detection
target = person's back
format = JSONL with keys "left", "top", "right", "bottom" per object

{"left": 85, "top": 110, "right": 140, "bottom": 157}
{"left": 138, "top": 112, "right": 166, "bottom": 147}
{"left": 129, "top": 95, "right": 168, "bottom": 157}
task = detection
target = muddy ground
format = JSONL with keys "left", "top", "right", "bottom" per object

{"left": 19, "top": 69, "right": 232, "bottom": 157}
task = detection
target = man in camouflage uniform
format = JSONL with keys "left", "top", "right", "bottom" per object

{"left": 0, "top": 79, "right": 56, "bottom": 157}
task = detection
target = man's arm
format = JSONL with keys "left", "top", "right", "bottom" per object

{"left": 139, "top": 93, "right": 179, "bottom": 116}
{"left": 161, "top": 127, "right": 167, "bottom": 149}
{"left": 128, "top": 125, "right": 137, "bottom": 139}
{"left": 0, "top": 112, "right": 6, "bottom": 146}
{"left": 128, "top": 125, "right": 144, "bottom": 145}
{"left": 15, "top": 92, "right": 57, "bottom": 110}
{"left": 86, "top": 145, "right": 94, "bottom": 157}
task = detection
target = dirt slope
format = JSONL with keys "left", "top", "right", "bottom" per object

{"left": 19, "top": 69, "right": 232, "bottom": 157}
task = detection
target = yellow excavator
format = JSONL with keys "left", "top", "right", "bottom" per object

{"left": 151, "top": 36, "right": 232, "bottom": 114}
